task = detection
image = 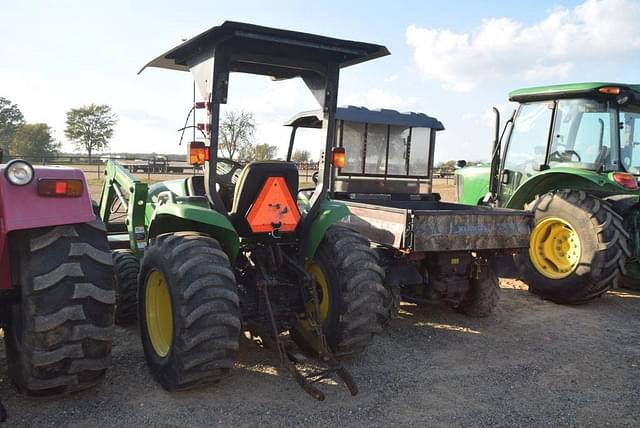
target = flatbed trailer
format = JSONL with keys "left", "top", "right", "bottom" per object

{"left": 340, "top": 199, "right": 530, "bottom": 253}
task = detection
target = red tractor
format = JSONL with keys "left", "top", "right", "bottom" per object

{"left": 0, "top": 157, "right": 114, "bottom": 419}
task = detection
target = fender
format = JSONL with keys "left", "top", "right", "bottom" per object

{"left": 0, "top": 165, "right": 95, "bottom": 290}
{"left": 303, "top": 199, "right": 350, "bottom": 259}
{"left": 504, "top": 168, "right": 640, "bottom": 209}
{"left": 148, "top": 199, "right": 239, "bottom": 262}
{"left": 0, "top": 165, "right": 95, "bottom": 232}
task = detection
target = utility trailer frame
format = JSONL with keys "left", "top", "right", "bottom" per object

{"left": 287, "top": 106, "right": 532, "bottom": 315}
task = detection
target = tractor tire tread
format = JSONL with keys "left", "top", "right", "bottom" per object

{"left": 4, "top": 221, "right": 114, "bottom": 396}
{"left": 324, "top": 226, "right": 388, "bottom": 358}
{"left": 112, "top": 250, "right": 140, "bottom": 325}
{"left": 521, "top": 189, "right": 628, "bottom": 304}
{"left": 454, "top": 266, "right": 499, "bottom": 317}
{"left": 139, "top": 232, "right": 240, "bottom": 391}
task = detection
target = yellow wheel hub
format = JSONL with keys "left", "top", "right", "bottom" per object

{"left": 303, "top": 261, "right": 330, "bottom": 327}
{"left": 145, "top": 270, "right": 173, "bottom": 357}
{"left": 529, "top": 217, "right": 581, "bottom": 279}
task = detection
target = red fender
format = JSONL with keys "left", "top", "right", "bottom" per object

{"left": 0, "top": 165, "right": 95, "bottom": 289}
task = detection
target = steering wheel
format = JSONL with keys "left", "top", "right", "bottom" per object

{"left": 549, "top": 149, "right": 581, "bottom": 162}
{"left": 214, "top": 159, "right": 244, "bottom": 210}
{"left": 215, "top": 158, "right": 244, "bottom": 188}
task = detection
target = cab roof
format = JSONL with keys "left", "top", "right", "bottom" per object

{"left": 139, "top": 21, "right": 389, "bottom": 78}
{"left": 509, "top": 82, "right": 640, "bottom": 102}
{"left": 285, "top": 106, "right": 445, "bottom": 130}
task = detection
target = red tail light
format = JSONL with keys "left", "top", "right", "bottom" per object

{"left": 612, "top": 172, "right": 638, "bottom": 189}
{"left": 38, "top": 179, "right": 84, "bottom": 197}
{"left": 194, "top": 101, "right": 210, "bottom": 109}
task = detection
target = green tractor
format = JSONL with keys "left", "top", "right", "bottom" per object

{"left": 457, "top": 82, "right": 639, "bottom": 303}
{"left": 98, "top": 22, "right": 390, "bottom": 399}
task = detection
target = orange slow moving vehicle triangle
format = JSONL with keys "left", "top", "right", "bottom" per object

{"left": 246, "top": 176, "right": 301, "bottom": 233}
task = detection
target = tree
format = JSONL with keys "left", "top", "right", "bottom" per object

{"left": 292, "top": 149, "right": 311, "bottom": 163}
{"left": 253, "top": 143, "right": 279, "bottom": 161}
{"left": 219, "top": 110, "right": 255, "bottom": 160}
{"left": 65, "top": 104, "right": 117, "bottom": 163}
{"left": 0, "top": 97, "right": 25, "bottom": 154}
{"left": 436, "top": 160, "right": 457, "bottom": 170}
{"left": 10, "top": 123, "right": 60, "bottom": 159}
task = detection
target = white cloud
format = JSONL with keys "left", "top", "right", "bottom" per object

{"left": 406, "top": 0, "right": 640, "bottom": 92}
{"left": 342, "top": 88, "right": 417, "bottom": 110}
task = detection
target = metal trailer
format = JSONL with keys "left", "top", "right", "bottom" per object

{"left": 286, "top": 107, "right": 532, "bottom": 316}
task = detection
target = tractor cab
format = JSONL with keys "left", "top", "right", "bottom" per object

{"left": 285, "top": 106, "right": 444, "bottom": 201}
{"left": 494, "top": 83, "right": 640, "bottom": 204}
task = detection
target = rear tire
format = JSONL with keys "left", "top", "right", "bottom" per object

{"left": 293, "top": 226, "right": 389, "bottom": 358}
{"left": 454, "top": 265, "right": 499, "bottom": 317}
{"left": 516, "top": 190, "right": 630, "bottom": 304}
{"left": 4, "top": 220, "right": 114, "bottom": 396}
{"left": 138, "top": 232, "right": 240, "bottom": 391}
{"left": 112, "top": 250, "right": 139, "bottom": 325}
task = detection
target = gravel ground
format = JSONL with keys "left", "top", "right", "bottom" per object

{"left": 1, "top": 279, "right": 638, "bottom": 427}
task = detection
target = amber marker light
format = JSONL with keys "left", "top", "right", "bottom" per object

{"left": 188, "top": 141, "right": 208, "bottom": 165}
{"left": 598, "top": 87, "right": 621, "bottom": 95}
{"left": 331, "top": 147, "right": 346, "bottom": 169}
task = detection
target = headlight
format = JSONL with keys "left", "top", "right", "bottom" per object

{"left": 5, "top": 159, "right": 34, "bottom": 186}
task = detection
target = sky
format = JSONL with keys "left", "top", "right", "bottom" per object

{"left": 1, "top": 0, "right": 640, "bottom": 163}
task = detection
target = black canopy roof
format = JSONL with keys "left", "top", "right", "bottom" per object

{"left": 139, "top": 21, "right": 389, "bottom": 77}
{"left": 285, "top": 106, "right": 445, "bottom": 130}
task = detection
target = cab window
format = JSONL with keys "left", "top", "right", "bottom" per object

{"left": 503, "top": 102, "right": 552, "bottom": 175}
{"left": 549, "top": 99, "right": 616, "bottom": 169}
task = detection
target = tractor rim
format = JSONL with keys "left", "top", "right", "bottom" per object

{"left": 145, "top": 270, "right": 173, "bottom": 357}
{"left": 529, "top": 217, "right": 581, "bottom": 279}
{"left": 304, "top": 261, "right": 330, "bottom": 324}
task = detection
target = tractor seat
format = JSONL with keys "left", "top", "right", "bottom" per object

{"left": 229, "top": 161, "right": 299, "bottom": 236}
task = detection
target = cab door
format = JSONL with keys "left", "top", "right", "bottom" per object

{"left": 498, "top": 101, "right": 554, "bottom": 206}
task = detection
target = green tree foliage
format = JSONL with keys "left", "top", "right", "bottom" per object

{"left": 292, "top": 149, "right": 311, "bottom": 162}
{"left": 253, "top": 143, "right": 279, "bottom": 161}
{"left": 0, "top": 97, "right": 25, "bottom": 154}
{"left": 10, "top": 123, "right": 60, "bottom": 158}
{"left": 65, "top": 104, "right": 117, "bottom": 162}
{"left": 219, "top": 110, "right": 255, "bottom": 160}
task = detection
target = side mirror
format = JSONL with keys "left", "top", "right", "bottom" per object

{"left": 616, "top": 90, "right": 635, "bottom": 106}
{"left": 312, "top": 171, "right": 319, "bottom": 184}
{"left": 456, "top": 159, "right": 467, "bottom": 168}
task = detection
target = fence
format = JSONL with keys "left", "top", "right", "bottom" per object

{"left": 12, "top": 155, "right": 320, "bottom": 182}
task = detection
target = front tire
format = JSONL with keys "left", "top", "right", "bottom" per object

{"left": 293, "top": 226, "right": 389, "bottom": 358}
{"left": 516, "top": 190, "right": 630, "bottom": 304}
{"left": 138, "top": 232, "right": 240, "bottom": 391}
{"left": 112, "top": 250, "right": 139, "bottom": 325}
{"left": 4, "top": 221, "right": 114, "bottom": 396}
